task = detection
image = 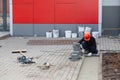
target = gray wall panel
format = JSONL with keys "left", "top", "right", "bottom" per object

{"left": 102, "top": 6, "right": 120, "bottom": 36}
{"left": 102, "top": 6, "right": 120, "bottom": 28}
{"left": 103, "top": 0, "right": 120, "bottom": 6}
{"left": 34, "top": 24, "right": 54, "bottom": 37}
{"left": 13, "top": 24, "right": 98, "bottom": 37}
{"left": 34, "top": 24, "right": 98, "bottom": 37}
{"left": 13, "top": 24, "right": 34, "bottom": 36}
{"left": 54, "top": 24, "right": 77, "bottom": 37}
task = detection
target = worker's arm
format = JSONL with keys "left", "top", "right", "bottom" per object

{"left": 78, "top": 38, "right": 84, "bottom": 50}
{"left": 80, "top": 44, "right": 85, "bottom": 53}
{"left": 78, "top": 38, "right": 84, "bottom": 44}
{"left": 78, "top": 38, "right": 86, "bottom": 53}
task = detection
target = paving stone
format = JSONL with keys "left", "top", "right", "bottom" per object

{"left": 0, "top": 37, "right": 83, "bottom": 80}
{"left": 0, "top": 37, "right": 120, "bottom": 80}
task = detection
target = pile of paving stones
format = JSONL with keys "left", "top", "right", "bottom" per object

{"left": 102, "top": 53, "right": 120, "bottom": 80}
{"left": 27, "top": 39, "right": 79, "bottom": 45}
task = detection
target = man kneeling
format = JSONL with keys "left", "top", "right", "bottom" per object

{"left": 78, "top": 32, "right": 98, "bottom": 56}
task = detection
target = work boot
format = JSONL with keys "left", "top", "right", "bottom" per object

{"left": 92, "top": 53, "right": 99, "bottom": 57}
{"left": 87, "top": 52, "right": 92, "bottom": 56}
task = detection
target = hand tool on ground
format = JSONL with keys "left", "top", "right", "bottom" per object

{"left": 12, "top": 49, "right": 35, "bottom": 64}
{"left": 37, "top": 62, "right": 52, "bottom": 70}
{"left": 17, "top": 55, "right": 35, "bottom": 64}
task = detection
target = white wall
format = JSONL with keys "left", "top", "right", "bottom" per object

{"left": 103, "top": 0, "right": 120, "bottom": 6}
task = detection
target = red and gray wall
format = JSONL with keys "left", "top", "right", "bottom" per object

{"left": 102, "top": 0, "right": 120, "bottom": 36}
{"left": 10, "top": 0, "right": 101, "bottom": 37}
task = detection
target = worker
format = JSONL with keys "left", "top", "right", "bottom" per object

{"left": 78, "top": 32, "right": 98, "bottom": 56}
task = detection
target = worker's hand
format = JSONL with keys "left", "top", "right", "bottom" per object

{"left": 81, "top": 49, "right": 85, "bottom": 53}
{"left": 80, "top": 44, "right": 83, "bottom": 49}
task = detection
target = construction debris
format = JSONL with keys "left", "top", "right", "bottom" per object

{"left": 37, "top": 62, "right": 52, "bottom": 70}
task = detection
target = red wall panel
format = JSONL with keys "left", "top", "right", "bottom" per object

{"left": 13, "top": 0, "right": 33, "bottom": 4}
{"left": 13, "top": 4, "right": 33, "bottom": 23}
{"left": 56, "top": 0, "right": 76, "bottom": 3}
{"left": 77, "top": 0, "right": 98, "bottom": 24}
{"left": 13, "top": 0, "right": 98, "bottom": 24}
{"left": 55, "top": 4, "right": 76, "bottom": 23}
{"left": 34, "top": 0, "right": 54, "bottom": 24}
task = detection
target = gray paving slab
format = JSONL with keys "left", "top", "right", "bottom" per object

{"left": 77, "top": 57, "right": 99, "bottom": 80}
{"left": 97, "top": 37, "right": 120, "bottom": 51}
{"left": 77, "top": 37, "right": 120, "bottom": 80}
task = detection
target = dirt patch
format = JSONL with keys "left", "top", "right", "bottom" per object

{"left": 27, "top": 39, "right": 79, "bottom": 45}
{"left": 102, "top": 53, "right": 120, "bottom": 80}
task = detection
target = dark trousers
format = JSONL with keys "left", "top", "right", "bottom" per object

{"left": 81, "top": 41, "right": 98, "bottom": 54}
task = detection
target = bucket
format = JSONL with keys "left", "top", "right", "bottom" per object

{"left": 78, "top": 26, "right": 84, "bottom": 38}
{"left": 78, "top": 32, "right": 84, "bottom": 38}
{"left": 72, "top": 33, "right": 77, "bottom": 38}
{"left": 46, "top": 32, "right": 52, "bottom": 38}
{"left": 65, "top": 30, "right": 72, "bottom": 38}
{"left": 53, "top": 29, "right": 59, "bottom": 38}
{"left": 78, "top": 26, "right": 84, "bottom": 32}
{"left": 92, "top": 31, "right": 99, "bottom": 38}
{"left": 84, "top": 27, "right": 92, "bottom": 33}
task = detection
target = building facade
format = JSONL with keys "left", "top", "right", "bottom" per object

{"left": 10, "top": 0, "right": 101, "bottom": 37}
{"left": 1, "top": 0, "right": 120, "bottom": 37}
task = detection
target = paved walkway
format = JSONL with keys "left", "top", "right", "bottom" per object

{"left": 77, "top": 37, "right": 120, "bottom": 80}
{"left": 98, "top": 37, "right": 120, "bottom": 51}
{"left": 0, "top": 37, "right": 84, "bottom": 80}
{"left": 77, "top": 57, "right": 99, "bottom": 80}
{"left": 0, "top": 36, "right": 120, "bottom": 80}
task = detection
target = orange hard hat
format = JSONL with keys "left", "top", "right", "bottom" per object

{"left": 84, "top": 32, "right": 91, "bottom": 41}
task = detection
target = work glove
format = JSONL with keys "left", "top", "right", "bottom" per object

{"left": 80, "top": 44, "right": 83, "bottom": 49}
{"left": 80, "top": 44, "right": 86, "bottom": 53}
{"left": 81, "top": 49, "right": 85, "bottom": 53}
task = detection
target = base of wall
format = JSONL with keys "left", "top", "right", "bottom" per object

{"left": 102, "top": 29, "right": 120, "bottom": 36}
{"left": 13, "top": 24, "right": 98, "bottom": 37}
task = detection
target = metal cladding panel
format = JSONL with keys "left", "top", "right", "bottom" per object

{"left": 55, "top": 0, "right": 76, "bottom": 3}
{"left": 34, "top": 24, "right": 55, "bottom": 36}
{"left": 77, "top": 0, "right": 98, "bottom": 24}
{"left": 13, "top": 4, "right": 33, "bottom": 24}
{"left": 102, "top": 6, "right": 120, "bottom": 36}
{"left": 103, "top": 0, "right": 120, "bottom": 6}
{"left": 13, "top": 24, "right": 34, "bottom": 36}
{"left": 13, "top": 0, "right": 33, "bottom": 4}
{"left": 55, "top": 4, "right": 77, "bottom": 24}
{"left": 12, "top": 0, "right": 98, "bottom": 24}
{"left": 102, "top": 6, "right": 120, "bottom": 28}
{"left": 34, "top": 0, "right": 54, "bottom": 24}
